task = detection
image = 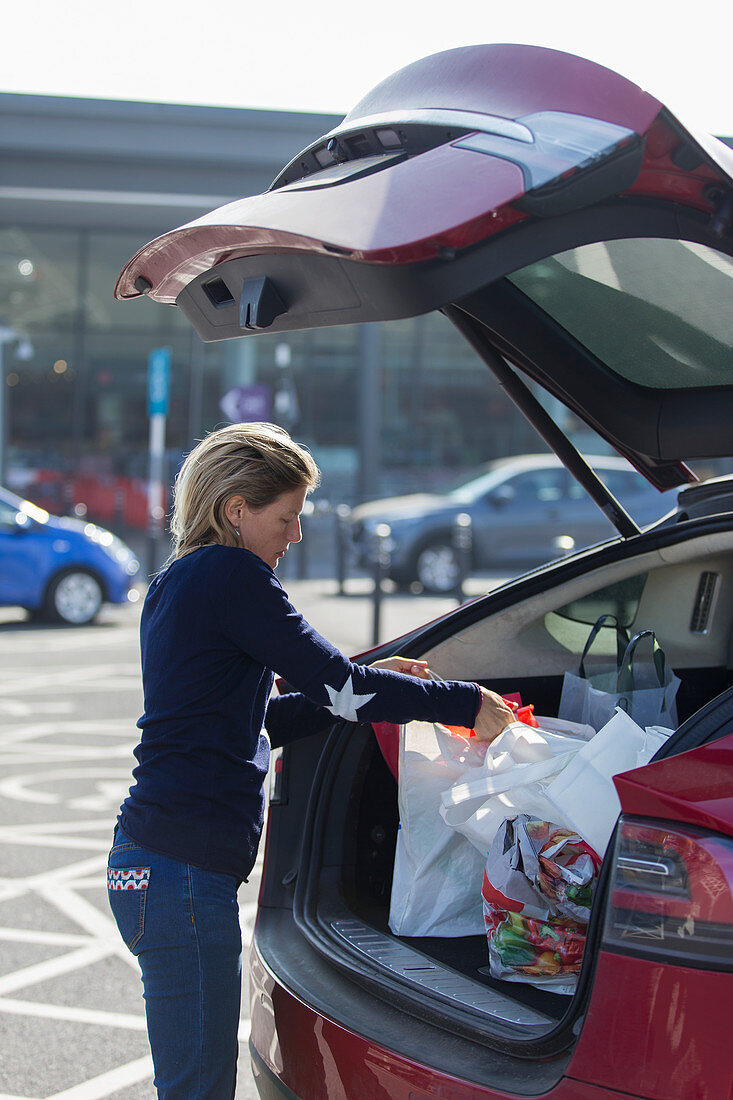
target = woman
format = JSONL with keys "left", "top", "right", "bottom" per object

{"left": 107, "top": 422, "right": 515, "bottom": 1100}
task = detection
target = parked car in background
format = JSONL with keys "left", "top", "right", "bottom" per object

{"left": 0, "top": 487, "right": 140, "bottom": 624}
{"left": 115, "top": 41, "right": 733, "bottom": 1100}
{"left": 348, "top": 453, "right": 677, "bottom": 591}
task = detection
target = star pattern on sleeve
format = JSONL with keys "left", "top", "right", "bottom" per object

{"left": 324, "top": 675, "right": 376, "bottom": 722}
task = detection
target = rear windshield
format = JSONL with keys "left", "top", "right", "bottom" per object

{"left": 507, "top": 239, "right": 733, "bottom": 389}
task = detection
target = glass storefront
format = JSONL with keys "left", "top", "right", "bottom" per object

{"left": 0, "top": 221, "right": 540, "bottom": 526}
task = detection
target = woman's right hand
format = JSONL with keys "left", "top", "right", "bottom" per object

{"left": 473, "top": 688, "right": 516, "bottom": 745}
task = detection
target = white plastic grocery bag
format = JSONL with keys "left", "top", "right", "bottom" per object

{"left": 439, "top": 718, "right": 595, "bottom": 855}
{"left": 543, "top": 707, "right": 672, "bottom": 856}
{"left": 389, "top": 721, "right": 488, "bottom": 937}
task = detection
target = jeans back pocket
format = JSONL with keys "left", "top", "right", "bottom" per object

{"left": 107, "top": 866, "right": 150, "bottom": 952}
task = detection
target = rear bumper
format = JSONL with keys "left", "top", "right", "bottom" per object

{"left": 250, "top": 1041, "right": 302, "bottom": 1100}
{"left": 248, "top": 927, "right": 642, "bottom": 1100}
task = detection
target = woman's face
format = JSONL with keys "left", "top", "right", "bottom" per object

{"left": 225, "top": 486, "right": 307, "bottom": 569}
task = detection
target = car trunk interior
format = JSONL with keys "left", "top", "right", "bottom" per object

{"left": 299, "top": 524, "right": 733, "bottom": 1045}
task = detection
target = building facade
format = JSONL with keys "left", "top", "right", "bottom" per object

{"left": 0, "top": 92, "right": 609, "bottom": 526}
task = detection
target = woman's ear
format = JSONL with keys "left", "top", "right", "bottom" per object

{"left": 223, "top": 495, "right": 246, "bottom": 525}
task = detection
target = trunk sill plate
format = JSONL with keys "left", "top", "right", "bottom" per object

{"left": 330, "top": 918, "right": 555, "bottom": 1031}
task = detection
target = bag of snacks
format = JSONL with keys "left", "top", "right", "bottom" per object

{"left": 482, "top": 815, "right": 602, "bottom": 994}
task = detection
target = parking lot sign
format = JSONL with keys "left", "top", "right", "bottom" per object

{"left": 148, "top": 346, "right": 171, "bottom": 416}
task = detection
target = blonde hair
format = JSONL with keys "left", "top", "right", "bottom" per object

{"left": 170, "top": 422, "right": 320, "bottom": 559}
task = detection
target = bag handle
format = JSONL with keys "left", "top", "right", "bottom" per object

{"left": 578, "top": 614, "right": 630, "bottom": 679}
{"left": 617, "top": 630, "right": 667, "bottom": 701}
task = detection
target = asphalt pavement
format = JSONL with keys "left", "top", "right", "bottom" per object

{"left": 0, "top": 570, "right": 509, "bottom": 1099}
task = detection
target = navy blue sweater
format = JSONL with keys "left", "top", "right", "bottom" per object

{"left": 118, "top": 544, "right": 481, "bottom": 881}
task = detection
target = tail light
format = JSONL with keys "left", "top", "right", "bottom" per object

{"left": 603, "top": 817, "right": 733, "bottom": 969}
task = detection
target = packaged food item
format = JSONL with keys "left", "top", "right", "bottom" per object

{"left": 482, "top": 815, "right": 602, "bottom": 993}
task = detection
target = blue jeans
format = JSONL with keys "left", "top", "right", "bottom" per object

{"left": 107, "top": 826, "right": 242, "bottom": 1100}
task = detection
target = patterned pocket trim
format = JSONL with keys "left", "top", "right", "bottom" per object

{"left": 108, "top": 867, "right": 150, "bottom": 891}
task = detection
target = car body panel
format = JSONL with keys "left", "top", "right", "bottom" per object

{"left": 613, "top": 735, "right": 733, "bottom": 838}
{"left": 250, "top": 937, "right": 637, "bottom": 1100}
{"left": 115, "top": 45, "right": 667, "bottom": 303}
{"left": 338, "top": 45, "right": 661, "bottom": 136}
{"left": 114, "top": 45, "right": 732, "bottom": 313}
{"left": 568, "top": 952, "right": 733, "bottom": 1100}
{"left": 0, "top": 487, "right": 139, "bottom": 615}
{"left": 0, "top": 526, "right": 48, "bottom": 606}
{"left": 114, "top": 46, "right": 733, "bottom": 488}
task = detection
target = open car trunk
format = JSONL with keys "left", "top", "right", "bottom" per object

{"left": 281, "top": 515, "right": 733, "bottom": 1066}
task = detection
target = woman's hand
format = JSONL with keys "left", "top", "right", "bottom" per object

{"left": 370, "top": 656, "right": 431, "bottom": 679}
{"left": 473, "top": 688, "right": 517, "bottom": 744}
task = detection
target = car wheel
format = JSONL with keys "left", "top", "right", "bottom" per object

{"left": 414, "top": 542, "right": 461, "bottom": 594}
{"left": 44, "top": 569, "right": 104, "bottom": 625}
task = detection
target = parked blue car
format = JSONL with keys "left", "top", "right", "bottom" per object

{"left": 0, "top": 486, "right": 140, "bottom": 624}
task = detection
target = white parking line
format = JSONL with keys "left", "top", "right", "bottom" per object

{"left": 43, "top": 1056, "right": 155, "bottom": 1100}
{"left": 0, "top": 629, "right": 259, "bottom": 1099}
{"left": 0, "top": 944, "right": 112, "bottom": 997}
{"left": 0, "top": 927, "right": 91, "bottom": 947}
{"left": 0, "top": 665, "right": 141, "bottom": 696}
{"left": 0, "top": 997, "right": 147, "bottom": 1031}
{"left": 0, "top": 852, "right": 109, "bottom": 902}
{"left": 0, "top": 768, "right": 132, "bottom": 805}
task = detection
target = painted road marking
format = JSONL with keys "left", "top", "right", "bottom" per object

{"left": 0, "top": 621, "right": 259, "bottom": 1098}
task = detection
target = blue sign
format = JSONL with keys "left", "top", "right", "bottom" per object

{"left": 148, "top": 347, "right": 171, "bottom": 416}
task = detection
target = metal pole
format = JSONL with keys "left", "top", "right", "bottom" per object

{"left": 358, "top": 324, "right": 381, "bottom": 503}
{"left": 0, "top": 327, "right": 19, "bottom": 486}
{"left": 188, "top": 332, "right": 205, "bottom": 445}
{"left": 371, "top": 523, "right": 391, "bottom": 647}
{"left": 335, "top": 504, "right": 351, "bottom": 594}
{"left": 453, "top": 512, "right": 473, "bottom": 604}
{"left": 146, "top": 412, "right": 166, "bottom": 578}
{"left": 296, "top": 500, "right": 313, "bottom": 580}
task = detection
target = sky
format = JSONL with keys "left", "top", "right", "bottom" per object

{"left": 4, "top": 0, "right": 733, "bottom": 135}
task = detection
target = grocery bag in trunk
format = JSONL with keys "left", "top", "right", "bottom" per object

{"left": 482, "top": 815, "right": 602, "bottom": 994}
{"left": 543, "top": 706, "right": 672, "bottom": 856}
{"left": 440, "top": 709, "right": 671, "bottom": 859}
{"left": 559, "top": 617, "right": 680, "bottom": 731}
{"left": 439, "top": 717, "right": 595, "bottom": 854}
{"left": 389, "top": 721, "right": 488, "bottom": 937}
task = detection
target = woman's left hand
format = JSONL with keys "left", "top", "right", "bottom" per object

{"left": 370, "top": 656, "right": 431, "bottom": 679}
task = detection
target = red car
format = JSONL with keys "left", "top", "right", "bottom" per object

{"left": 117, "top": 45, "right": 733, "bottom": 1100}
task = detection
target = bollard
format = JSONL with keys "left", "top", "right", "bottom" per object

{"left": 335, "top": 504, "right": 351, "bottom": 594}
{"left": 114, "top": 487, "right": 125, "bottom": 530}
{"left": 453, "top": 512, "right": 473, "bottom": 603}
{"left": 296, "top": 499, "right": 314, "bottom": 580}
{"left": 371, "top": 523, "right": 392, "bottom": 647}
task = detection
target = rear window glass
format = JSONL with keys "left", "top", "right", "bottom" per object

{"left": 507, "top": 239, "right": 733, "bottom": 389}
{"left": 551, "top": 574, "right": 648, "bottom": 631}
